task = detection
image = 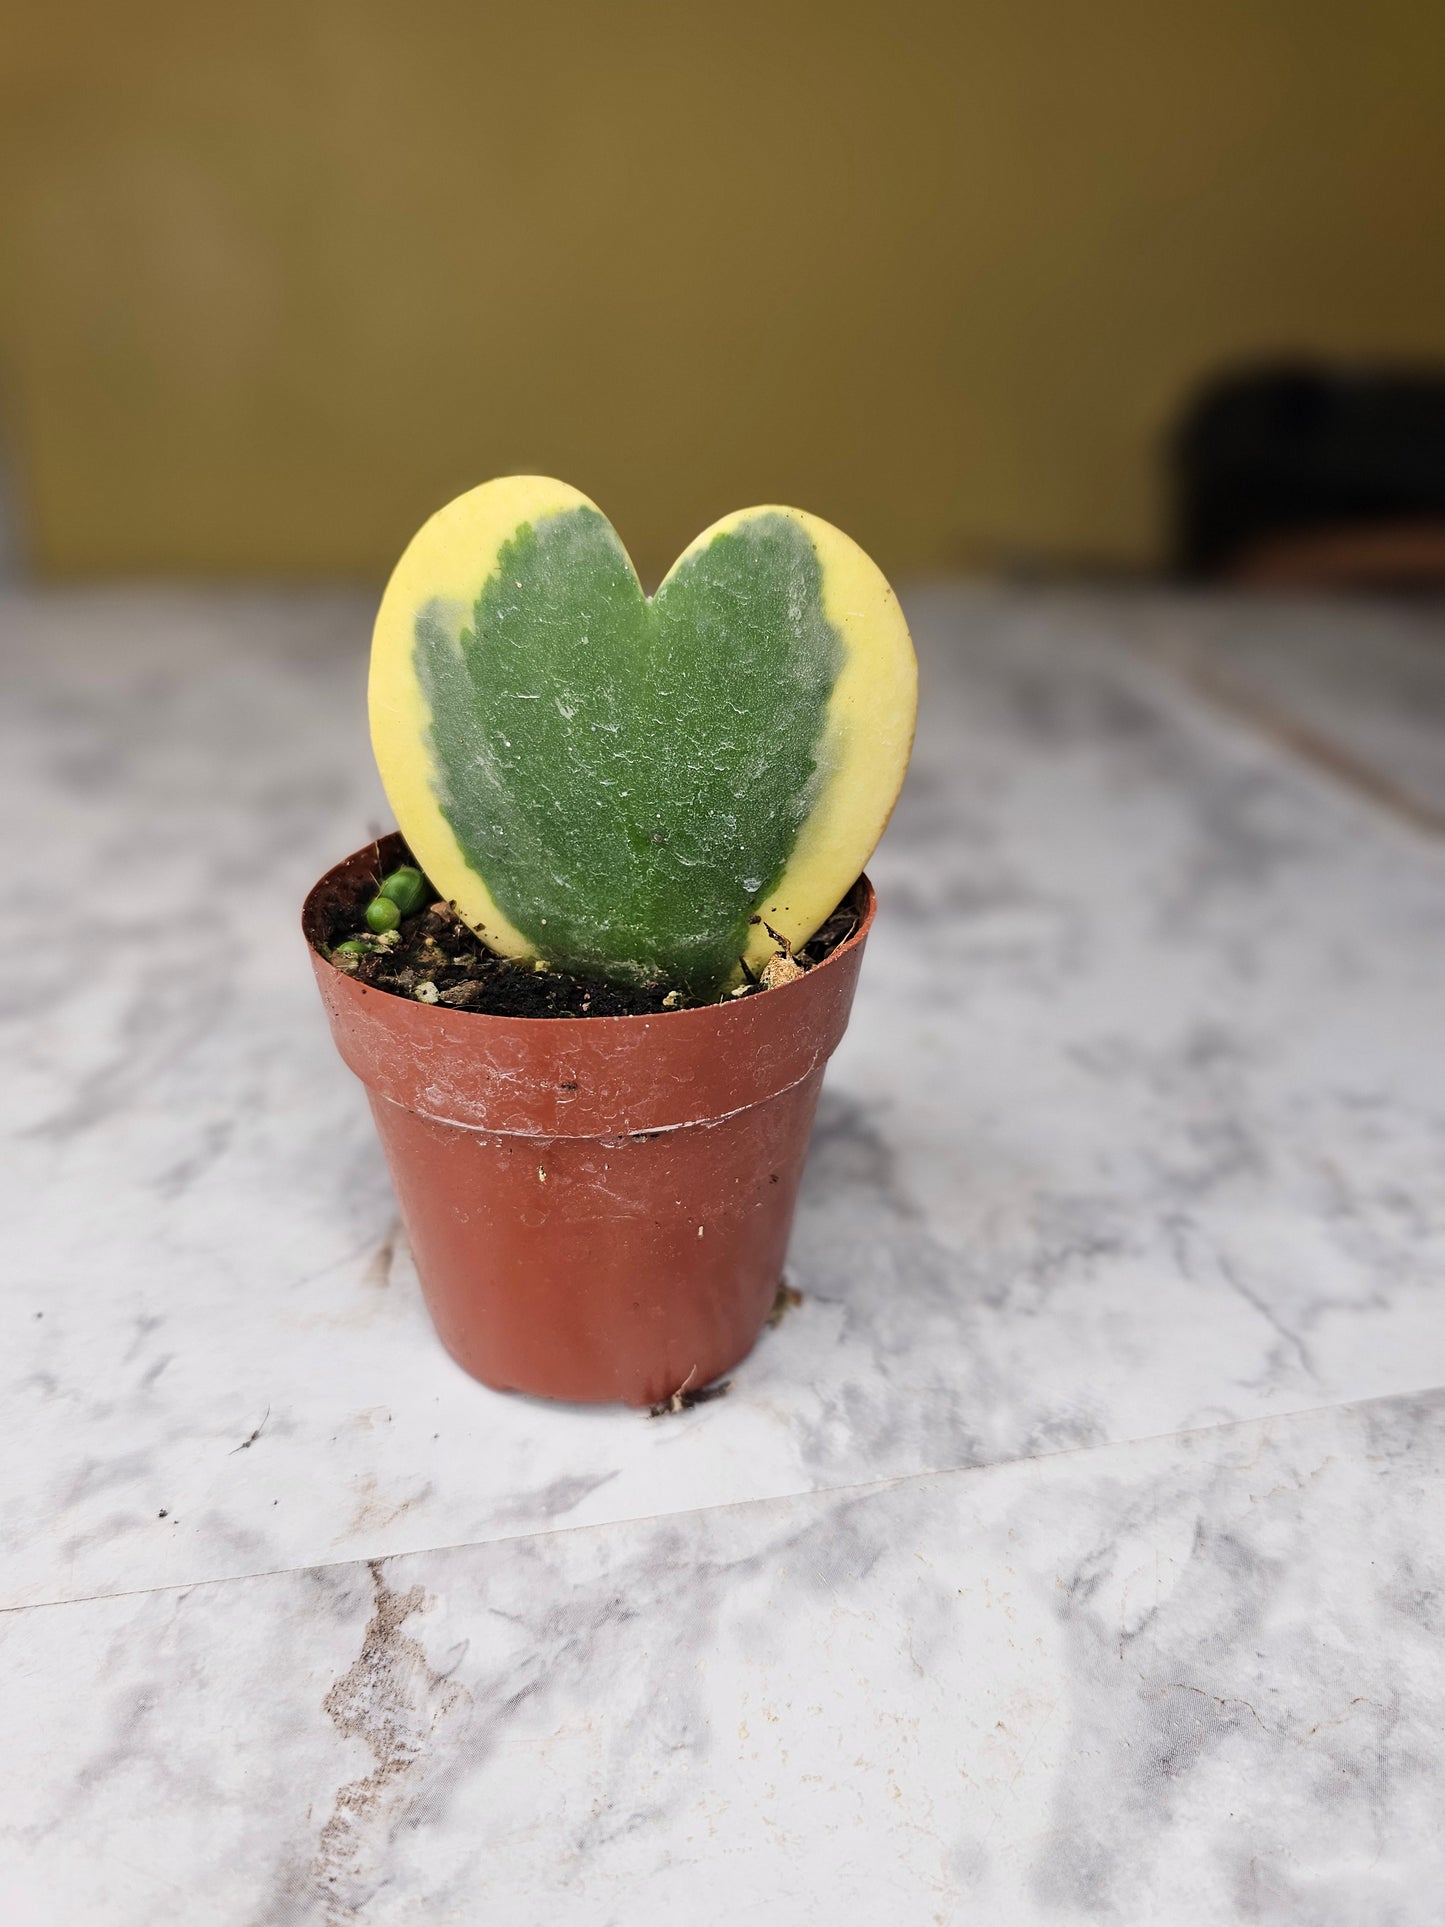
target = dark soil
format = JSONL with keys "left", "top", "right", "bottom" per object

{"left": 319, "top": 849, "right": 864, "bottom": 1020}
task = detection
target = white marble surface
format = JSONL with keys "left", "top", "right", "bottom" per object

{"left": 4, "top": 582, "right": 1445, "bottom": 1919}
{"left": 6, "top": 586, "right": 1445, "bottom": 1609}
{"left": 5, "top": 1389, "right": 1442, "bottom": 1925}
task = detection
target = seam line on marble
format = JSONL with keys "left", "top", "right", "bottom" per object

{"left": 1125, "top": 630, "right": 1445, "bottom": 840}
{"left": 6, "top": 1381, "right": 1443, "bottom": 1618}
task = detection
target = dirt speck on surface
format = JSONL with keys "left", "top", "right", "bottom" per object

{"left": 648, "top": 1376, "right": 732, "bottom": 1418}
{"left": 229, "top": 1405, "right": 270, "bottom": 1454}
{"left": 362, "top": 1231, "right": 397, "bottom": 1291}
{"left": 767, "top": 1281, "right": 804, "bottom": 1327}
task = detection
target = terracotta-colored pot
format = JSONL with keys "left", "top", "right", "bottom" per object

{"left": 304, "top": 835, "right": 874, "bottom": 1407}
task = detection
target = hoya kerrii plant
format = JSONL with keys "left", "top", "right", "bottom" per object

{"left": 362, "top": 475, "right": 917, "bottom": 1003}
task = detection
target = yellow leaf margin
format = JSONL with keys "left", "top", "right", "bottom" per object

{"left": 369, "top": 476, "right": 918, "bottom": 977}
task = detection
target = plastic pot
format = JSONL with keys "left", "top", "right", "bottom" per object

{"left": 304, "top": 834, "right": 875, "bottom": 1407}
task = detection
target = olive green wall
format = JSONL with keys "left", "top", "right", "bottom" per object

{"left": 2, "top": 1, "right": 1443, "bottom": 579}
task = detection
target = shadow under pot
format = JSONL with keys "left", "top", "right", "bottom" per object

{"left": 304, "top": 833, "right": 875, "bottom": 1408}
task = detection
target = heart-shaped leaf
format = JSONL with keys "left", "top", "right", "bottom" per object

{"left": 370, "top": 477, "right": 916, "bottom": 995}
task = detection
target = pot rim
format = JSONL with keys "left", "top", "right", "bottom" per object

{"left": 302, "top": 833, "right": 877, "bottom": 1031}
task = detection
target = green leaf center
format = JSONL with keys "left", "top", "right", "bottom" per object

{"left": 415, "top": 505, "right": 842, "bottom": 993}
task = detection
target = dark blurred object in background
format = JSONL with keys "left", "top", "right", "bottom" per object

{"left": 1172, "top": 362, "right": 1445, "bottom": 588}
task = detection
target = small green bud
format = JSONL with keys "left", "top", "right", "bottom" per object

{"left": 378, "top": 866, "right": 427, "bottom": 916}
{"left": 332, "top": 937, "right": 372, "bottom": 955}
{"left": 365, "top": 895, "right": 401, "bottom": 934}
